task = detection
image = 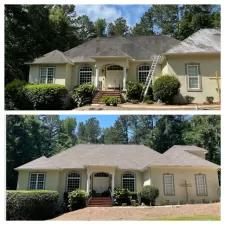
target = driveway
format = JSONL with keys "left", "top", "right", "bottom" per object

{"left": 73, "top": 103, "right": 220, "bottom": 111}
{"left": 53, "top": 203, "right": 220, "bottom": 220}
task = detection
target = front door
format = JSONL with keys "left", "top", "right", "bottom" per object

{"left": 105, "top": 65, "right": 123, "bottom": 90}
{"left": 93, "top": 172, "right": 110, "bottom": 193}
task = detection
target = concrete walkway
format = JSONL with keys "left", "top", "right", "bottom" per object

{"left": 73, "top": 103, "right": 220, "bottom": 111}
{"left": 53, "top": 203, "right": 220, "bottom": 220}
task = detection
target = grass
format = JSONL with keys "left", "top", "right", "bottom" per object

{"left": 146, "top": 215, "right": 220, "bottom": 221}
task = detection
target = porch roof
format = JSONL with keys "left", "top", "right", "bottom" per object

{"left": 15, "top": 144, "right": 219, "bottom": 171}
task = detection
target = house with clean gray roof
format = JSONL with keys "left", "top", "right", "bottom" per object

{"left": 27, "top": 28, "right": 220, "bottom": 104}
{"left": 16, "top": 144, "right": 220, "bottom": 205}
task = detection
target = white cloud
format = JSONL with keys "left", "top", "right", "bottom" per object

{"left": 76, "top": 5, "right": 122, "bottom": 23}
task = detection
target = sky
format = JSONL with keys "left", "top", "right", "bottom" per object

{"left": 60, "top": 115, "right": 119, "bottom": 128}
{"left": 75, "top": 5, "right": 150, "bottom": 26}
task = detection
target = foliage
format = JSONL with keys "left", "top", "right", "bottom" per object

{"left": 6, "top": 190, "right": 59, "bottom": 220}
{"left": 113, "top": 188, "right": 131, "bottom": 205}
{"left": 185, "top": 95, "right": 195, "bottom": 104}
{"left": 107, "top": 17, "right": 129, "bottom": 36}
{"left": 206, "top": 96, "right": 214, "bottom": 104}
{"left": 140, "top": 185, "right": 159, "bottom": 206}
{"left": 102, "top": 96, "right": 118, "bottom": 106}
{"left": 72, "top": 83, "right": 96, "bottom": 107}
{"left": 68, "top": 189, "right": 88, "bottom": 210}
{"left": 126, "top": 81, "right": 143, "bottom": 101}
{"left": 5, "top": 79, "right": 27, "bottom": 109}
{"left": 22, "top": 84, "right": 68, "bottom": 109}
{"left": 153, "top": 75, "right": 181, "bottom": 104}
{"left": 94, "top": 18, "right": 107, "bottom": 37}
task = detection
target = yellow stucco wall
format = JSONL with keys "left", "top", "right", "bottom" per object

{"left": 161, "top": 54, "right": 220, "bottom": 103}
{"left": 150, "top": 166, "right": 220, "bottom": 204}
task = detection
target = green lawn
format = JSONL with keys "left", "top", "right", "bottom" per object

{"left": 146, "top": 215, "right": 220, "bottom": 221}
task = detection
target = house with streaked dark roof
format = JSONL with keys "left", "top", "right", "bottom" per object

{"left": 27, "top": 28, "right": 220, "bottom": 103}
{"left": 16, "top": 144, "right": 220, "bottom": 205}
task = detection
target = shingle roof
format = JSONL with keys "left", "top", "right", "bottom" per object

{"left": 16, "top": 144, "right": 219, "bottom": 171}
{"left": 64, "top": 35, "right": 180, "bottom": 61}
{"left": 28, "top": 50, "right": 73, "bottom": 64}
{"left": 165, "top": 29, "right": 220, "bottom": 55}
{"left": 163, "top": 145, "right": 218, "bottom": 168}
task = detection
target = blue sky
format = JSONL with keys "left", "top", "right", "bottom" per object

{"left": 60, "top": 115, "right": 119, "bottom": 128}
{"left": 76, "top": 5, "right": 150, "bottom": 26}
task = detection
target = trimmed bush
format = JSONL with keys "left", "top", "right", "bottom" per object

{"left": 23, "top": 84, "right": 68, "bottom": 110}
{"left": 113, "top": 187, "right": 131, "bottom": 206}
{"left": 68, "top": 189, "right": 88, "bottom": 211}
{"left": 72, "top": 83, "right": 96, "bottom": 107}
{"left": 5, "top": 79, "right": 27, "bottom": 109}
{"left": 140, "top": 185, "right": 159, "bottom": 206}
{"left": 143, "top": 96, "right": 154, "bottom": 104}
{"left": 126, "top": 81, "right": 143, "bottom": 101}
{"left": 185, "top": 95, "right": 195, "bottom": 104}
{"left": 6, "top": 190, "right": 59, "bottom": 220}
{"left": 102, "top": 96, "right": 118, "bottom": 106}
{"left": 153, "top": 75, "right": 181, "bottom": 104}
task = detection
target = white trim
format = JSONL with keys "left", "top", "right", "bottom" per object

{"left": 66, "top": 172, "right": 81, "bottom": 192}
{"left": 39, "top": 66, "right": 55, "bottom": 84}
{"left": 29, "top": 172, "right": 45, "bottom": 190}
{"left": 137, "top": 64, "right": 151, "bottom": 83}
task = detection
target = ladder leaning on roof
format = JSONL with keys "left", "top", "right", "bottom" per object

{"left": 142, "top": 55, "right": 161, "bottom": 99}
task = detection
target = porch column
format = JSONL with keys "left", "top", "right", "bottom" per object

{"left": 111, "top": 172, "right": 115, "bottom": 195}
{"left": 95, "top": 65, "right": 99, "bottom": 88}
{"left": 123, "top": 67, "right": 127, "bottom": 91}
{"left": 86, "top": 172, "right": 91, "bottom": 193}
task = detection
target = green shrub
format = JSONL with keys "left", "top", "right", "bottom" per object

{"left": 72, "top": 83, "right": 96, "bottom": 107}
{"left": 140, "top": 185, "right": 159, "bottom": 206}
{"left": 185, "top": 95, "right": 195, "bottom": 104}
{"left": 143, "top": 96, "right": 154, "bottom": 104}
{"left": 23, "top": 84, "right": 68, "bottom": 110}
{"left": 113, "top": 188, "right": 131, "bottom": 206}
{"left": 68, "top": 189, "right": 88, "bottom": 211}
{"left": 153, "top": 75, "right": 180, "bottom": 104}
{"left": 5, "top": 79, "right": 27, "bottom": 109}
{"left": 126, "top": 81, "right": 143, "bottom": 101}
{"left": 6, "top": 190, "right": 59, "bottom": 220}
{"left": 206, "top": 96, "right": 214, "bottom": 104}
{"left": 102, "top": 96, "right": 118, "bottom": 106}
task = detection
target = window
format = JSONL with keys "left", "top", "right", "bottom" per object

{"left": 94, "top": 172, "right": 109, "bottom": 177}
{"left": 186, "top": 64, "right": 201, "bottom": 90}
{"left": 163, "top": 174, "right": 175, "bottom": 196}
{"left": 195, "top": 174, "right": 207, "bottom": 196}
{"left": 67, "top": 172, "right": 80, "bottom": 192}
{"left": 29, "top": 173, "right": 45, "bottom": 190}
{"left": 39, "top": 67, "right": 55, "bottom": 84}
{"left": 107, "top": 65, "right": 123, "bottom": 70}
{"left": 79, "top": 66, "right": 92, "bottom": 84}
{"left": 138, "top": 65, "right": 150, "bottom": 83}
{"left": 122, "top": 172, "right": 135, "bottom": 192}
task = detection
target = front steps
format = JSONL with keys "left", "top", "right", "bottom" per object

{"left": 92, "top": 90, "right": 122, "bottom": 104}
{"left": 88, "top": 197, "right": 112, "bottom": 207}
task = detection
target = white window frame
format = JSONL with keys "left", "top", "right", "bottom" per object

{"left": 138, "top": 64, "right": 151, "bottom": 83}
{"left": 122, "top": 172, "right": 136, "bottom": 192}
{"left": 79, "top": 65, "right": 93, "bottom": 84}
{"left": 186, "top": 64, "right": 201, "bottom": 91}
{"left": 195, "top": 174, "right": 207, "bottom": 196}
{"left": 67, "top": 172, "right": 81, "bottom": 192}
{"left": 163, "top": 174, "right": 175, "bottom": 196}
{"left": 29, "top": 172, "right": 45, "bottom": 190}
{"left": 39, "top": 66, "right": 55, "bottom": 84}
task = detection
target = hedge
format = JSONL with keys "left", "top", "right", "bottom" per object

{"left": 5, "top": 79, "right": 27, "bottom": 109}
{"left": 23, "top": 84, "right": 68, "bottom": 110}
{"left": 72, "top": 83, "right": 96, "bottom": 107}
{"left": 140, "top": 185, "right": 159, "bottom": 206}
{"left": 68, "top": 189, "right": 88, "bottom": 210}
{"left": 126, "top": 81, "right": 143, "bottom": 101}
{"left": 153, "top": 75, "right": 180, "bottom": 104}
{"left": 6, "top": 190, "right": 59, "bottom": 220}
{"left": 113, "top": 187, "right": 131, "bottom": 206}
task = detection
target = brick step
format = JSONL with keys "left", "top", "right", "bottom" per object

{"left": 88, "top": 197, "right": 112, "bottom": 207}
{"left": 92, "top": 91, "right": 122, "bottom": 104}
